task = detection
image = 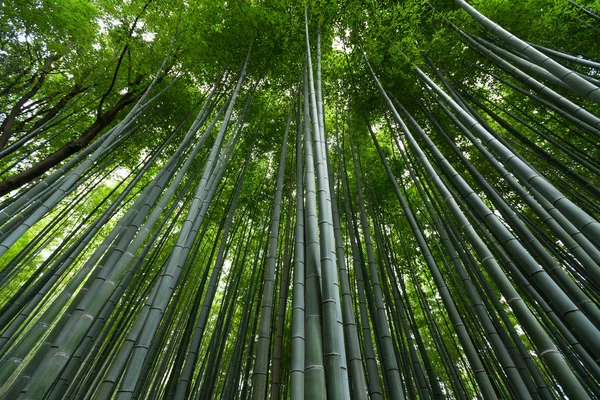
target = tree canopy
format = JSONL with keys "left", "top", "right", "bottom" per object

{"left": 1, "top": 0, "right": 600, "bottom": 398}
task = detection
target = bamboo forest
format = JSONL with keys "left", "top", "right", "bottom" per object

{"left": 2, "top": 0, "right": 600, "bottom": 398}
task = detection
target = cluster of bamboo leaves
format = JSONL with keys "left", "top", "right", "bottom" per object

{"left": 1, "top": 0, "right": 600, "bottom": 398}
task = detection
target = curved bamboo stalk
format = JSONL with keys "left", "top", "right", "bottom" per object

{"left": 363, "top": 51, "right": 590, "bottom": 399}
{"left": 454, "top": 0, "right": 600, "bottom": 104}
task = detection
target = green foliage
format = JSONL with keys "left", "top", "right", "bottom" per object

{"left": 1, "top": 0, "right": 600, "bottom": 398}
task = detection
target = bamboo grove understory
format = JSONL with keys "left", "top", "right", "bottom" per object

{"left": 1, "top": 0, "right": 600, "bottom": 398}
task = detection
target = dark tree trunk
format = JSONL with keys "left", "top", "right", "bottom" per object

{"left": 15, "top": 85, "right": 89, "bottom": 135}
{"left": 0, "top": 92, "right": 139, "bottom": 196}
{"left": 0, "top": 54, "right": 62, "bottom": 149}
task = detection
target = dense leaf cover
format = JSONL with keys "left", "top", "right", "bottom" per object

{"left": 1, "top": 0, "right": 600, "bottom": 398}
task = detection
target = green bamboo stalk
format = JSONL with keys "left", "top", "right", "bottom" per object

{"left": 455, "top": 0, "right": 600, "bottom": 104}
{"left": 290, "top": 92, "right": 306, "bottom": 400}
{"left": 363, "top": 50, "right": 590, "bottom": 398}
{"left": 349, "top": 128, "right": 406, "bottom": 400}
{"left": 304, "top": 13, "right": 347, "bottom": 398}
{"left": 301, "top": 56, "right": 326, "bottom": 399}
{"left": 252, "top": 100, "right": 292, "bottom": 400}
